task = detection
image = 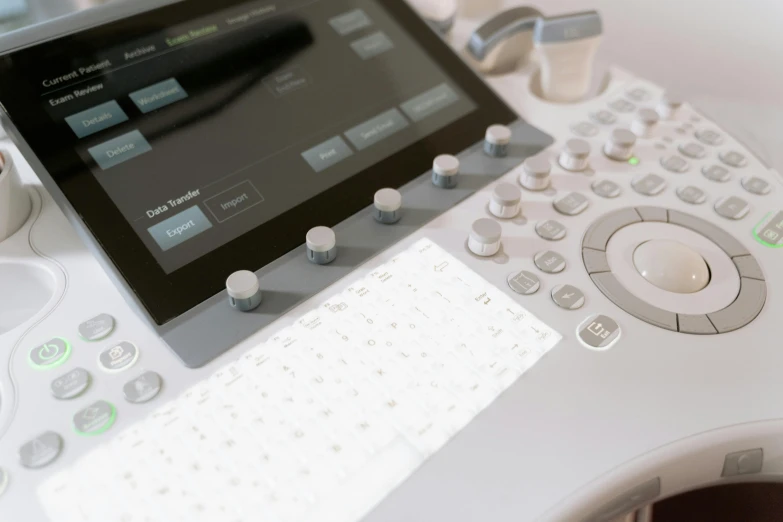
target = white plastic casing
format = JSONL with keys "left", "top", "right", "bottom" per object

{"left": 0, "top": 149, "right": 32, "bottom": 242}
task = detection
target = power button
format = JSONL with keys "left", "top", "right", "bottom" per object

{"left": 28, "top": 338, "right": 72, "bottom": 370}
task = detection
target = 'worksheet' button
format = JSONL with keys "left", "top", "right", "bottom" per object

{"left": 65, "top": 101, "right": 129, "bottom": 138}
{"left": 129, "top": 78, "right": 188, "bottom": 114}
{"left": 88, "top": 130, "right": 152, "bottom": 170}
{"left": 147, "top": 206, "right": 213, "bottom": 251}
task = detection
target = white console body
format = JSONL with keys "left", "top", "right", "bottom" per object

{"left": 1, "top": 4, "right": 783, "bottom": 522}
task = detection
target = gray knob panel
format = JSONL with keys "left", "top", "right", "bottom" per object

{"left": 226, "top": 270, "right": 263, "bottom": 311}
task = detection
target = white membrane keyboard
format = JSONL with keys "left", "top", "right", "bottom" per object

{"left": 38, "top": 239, "right": 561, "bottom": 522}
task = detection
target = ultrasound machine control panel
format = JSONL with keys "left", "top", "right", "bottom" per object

{"left": 0, "top": 1, "right": 782, "bottom": 521}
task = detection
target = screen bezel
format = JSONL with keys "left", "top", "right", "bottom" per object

{"left": 0, "top": 0, "right": 517, "bottom": 325}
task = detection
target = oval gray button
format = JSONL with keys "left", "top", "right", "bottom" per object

{"left": 124, "top": 371, "right": 163, "bottom": 404}
{"left": 534, "top": 251, "right": 566, "bottom": 274}
{"left": 78, "top": 314, "right": 115, "bottom": 341}
{"left": 551, "top": 284, "right": 586, "bottom": 310}
{"left": 73, "top": 400, "right": 116, "bottom": 436}
{"left": 51, "top": 367, "right": 90, "bottom": 400}
{"left": 98, "top": 341, "right": 139, "bottom": 373}
{"left": 20, "top": 431, "right": 63, "bottom": 469}
{"left": 507, "top": 270, "right": 540, "bottom": 295}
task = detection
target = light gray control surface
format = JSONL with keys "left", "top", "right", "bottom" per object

{"left": 2, "top": 9, "right": 783, "bottom": 522}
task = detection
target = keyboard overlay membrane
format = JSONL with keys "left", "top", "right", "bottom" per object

{"left": 39, "top": 238, "right": 561, "bottom": 522}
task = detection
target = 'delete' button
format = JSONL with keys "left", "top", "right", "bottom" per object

{"left": 147, "top": 205, "right": 213, "bottom": 251}
{"left": 203, "top": 180, "right": 265, "bottom": 223}
{"left": 29, "top": 338, "right": 71, "bottom": 370}
{"left": 88, "top": 130, "right": 152, "bottom": 170}
{"left": 65, "top": 101, "right": 129, "bottom": 139}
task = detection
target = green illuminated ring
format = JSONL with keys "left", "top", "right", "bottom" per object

{"left": 27, "top": 338, "right": 72, "bottom": 371}
{"left": 753, "top": 212, "right": 783, "bottom": 248}
{"left": 73, "top": 403, "right": 117, "bottom": 437}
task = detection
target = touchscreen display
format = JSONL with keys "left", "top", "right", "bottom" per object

{"left": 0, "top": 0, "right": 515, "bottom": 323}
{"left": 22, "top": 0, "right": 475, "bottom": 272}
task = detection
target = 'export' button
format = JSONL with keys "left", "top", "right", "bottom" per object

{"left": 88, "top": 130, "right": 152, "bottom": 170}
{"left": 147, "top": 205, "right": 213, "bottom": 251}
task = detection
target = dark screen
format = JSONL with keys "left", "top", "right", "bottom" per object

{"left": 0, "top": 0, "right": 516, "bottom": 323}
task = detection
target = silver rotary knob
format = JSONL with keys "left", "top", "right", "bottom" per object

{"left": 558, "top": 139, "right": 591, "bottom": 172}
{"left": 519, "top": 155, "right": 551, "bottom": 191}
{"left": 468, "top": 218, "right": 502, "bottom": 257}
{"left": 226, "top": 270, "right": 263, "bottom": 312}
{"left": 603, "top": 128, "right": 637, "bottom": 161}
{"left": 432, "top": 154, "right": 459, "bottom": 189}
{"left": 656, "top": 92, "right": 683, "bottom": 120}
{"left": 306, "top": 226, "right": 337, "bottom": 265}
{"left": 484, "top": 124, "right": 512, "bottom": 157}
{"left": 489, "top": 183, "right": 521, "bottom": 218}
{"left": 631, "top": 108, "right": 660, "bottom": 138}
{"left": 373, "top": 188, "right": 402, "bottom": 224}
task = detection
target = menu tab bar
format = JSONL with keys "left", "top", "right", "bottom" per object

{"left": 65, "top": 101, "right": 128, "bottom": 139}
{"left": 129, "top": 78, "right": 189, "bottom": 114}
{"left": 88, "top": 130, "right": 152, "bottom": 170}
{"left": 345, "top": 109, "right": 409, "bottom": 151}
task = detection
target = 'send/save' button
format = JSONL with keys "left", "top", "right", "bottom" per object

{"left": 147, "top": 205, "right": 213, "bottom": 252}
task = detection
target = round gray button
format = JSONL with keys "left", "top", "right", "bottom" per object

{"left": 535, "top": 219, "right": 566, "bottom": 241}
{"left": 590, "top": 110, "right": 617, "bottom": 125}
{"left": 124, "top": 371, "right": 163, "bottom": 404}
{"left": 577, "top": 314, "right": 621, "bottom": 350}
{"left": 714, "top": 196, "right": 750, "bottom": 220}
{"left": 695, "top": 129, "right": 724, "bottom": 146}
{"left": 0, "top": 468, "right": 7, "bottom": 497}
{"left": 20, "top": 431, "right": 62, "bottom": 469}
{"left": 73, "top": 400, "right": 116, "bottom": 436}
{"left": 678, "top": 142, "right": 707, "bottom": 159}
{"left": 720, "top": 150, "right": 748, "bottom": 168}
{"left": 660, "top": 155, "right": 689, "bottom": 173}
{"left": 551, "top": 284, "right": 585, "bottom": 310}
{"left": 507, "top": 270, "right": 540, "bottom": 295}
{"left": 534, "top": 251, "right": 566, "bottom": 274}
{"left": 78, "top": 314, "right": 115, "bottom": 341}
{"left": 571, "top": 122, "right": 598, "bottom": 137}
{"left": 676, "top": 186, "right": 707, "bottom": 205}
{"left": 591, "top": 179, "right": 621, "bottom": 199}
{"left": 28, "top": 338, "right": 71, "bottom": 370}
{"left": 742, "top": 177, "right": 771, "bottom": 195}
{"left": 609, "top": 99, "right": 636, "bottom": 113}
{"left": 51, "top": 367, "right": 90, "bottom": 400}
{"left": 632, "top": 173, "right": 667, "bottom": 196}
{"left": 98, "top": 341, "right": 139, "bottom": 373}
{"left": 702, "top": 165, "right": 731, "bottom": 183}
{"left": 553, "top": 192, "right": 589, "bottom": 216}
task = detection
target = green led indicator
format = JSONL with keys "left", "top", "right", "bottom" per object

{"left": 753, "top": 211, "right": 783, "bottom": 248}
{"left": 628, "top": 157, "right": 640, "bottom": 166}
{"left": 28, "top": 338, "right": 72, "bottom": 370}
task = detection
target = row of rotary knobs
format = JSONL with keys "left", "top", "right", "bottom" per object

{"left": 226, "top": 107, "right": 666, "bottom": 310}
